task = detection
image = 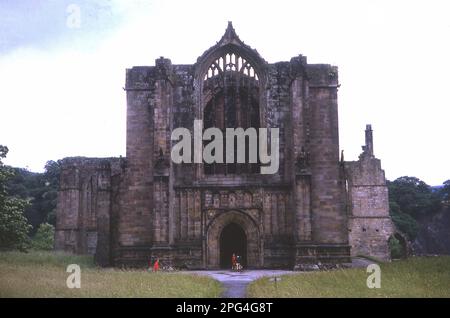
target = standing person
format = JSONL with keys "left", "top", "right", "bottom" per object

{"left": 153, "top": 258, "right": 160, "bottom": 272}
{"left": 236, "top": 255, "right": 242, "bottom": 271}
{"left": 231, "top": 253, "right": 237, "bottom": 270}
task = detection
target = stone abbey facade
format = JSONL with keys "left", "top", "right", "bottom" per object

{"left": 55, "top": 23, "right": 394, "bottom": 268}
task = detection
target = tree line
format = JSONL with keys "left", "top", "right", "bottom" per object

{"left": 0, "top": 145, "right": 59, "bottom": 251}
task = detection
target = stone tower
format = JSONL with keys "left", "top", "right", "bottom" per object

{"left": 55, "top": 22, "right": 394, "bottom": 268}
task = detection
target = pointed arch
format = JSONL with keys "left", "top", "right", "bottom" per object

{"left": 193, "top": 22, "right": 268, "bottom": 178}
{"left": 206, "top": 210, "right": 262, "bottom": 268}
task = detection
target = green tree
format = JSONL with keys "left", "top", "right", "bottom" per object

{"left": 31, "top": 222, "right": 55, "bottom": 250}
{"left": 42, "top": 160, "right": 60, "bottom": 225}
{"left": 389, "top": 201, "right": 419, "bottom": 239}
{"left": 5, "top": 160, "right": 60, "bottom": 231}
{"left": 0, "top": 145, "right": 32, "bottom": 251}
{"left": 440, "top": 180, "right": 450, "bottom": 202}
{"left": 388, "top": 236, "right": 405, "bottom": 259}
{"left": 388, "top": 176, "right": 441, "bottom": 218}
{"left": 0, "top": 145, "right": 12, "bottom": 188}
{"left": 0, "top": 197, "right": 31, "bottom": 251}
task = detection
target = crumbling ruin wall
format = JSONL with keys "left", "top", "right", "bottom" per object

{"left": 54, "top": 157, "right": 123, "bottom": 266}
{"left": 345, "top": 126, "right": 394, "bottom": 260}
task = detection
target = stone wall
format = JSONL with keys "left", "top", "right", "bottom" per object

{"left": 345, "top": 126, "right": 394, "bottom": 260}
{"left": 54, "top": 157, "right": 123, "bottom": 266}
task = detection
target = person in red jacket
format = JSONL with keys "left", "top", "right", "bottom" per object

{"left": 153, "top": 258, "right": 160, "bottom": 272}
{"left": 231, "top": 253, "right": 237, "bottom": 270}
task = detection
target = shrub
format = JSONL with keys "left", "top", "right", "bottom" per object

{"left": 31, "top": 223, "right": 54, "bottom": 250}
{"left": 0, "top": 197, "right": 32, "bottom": 251}
{"left": 389, "top": 236, "right": 405, "bottom": 259}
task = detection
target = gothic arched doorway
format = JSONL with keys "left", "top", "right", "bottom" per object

{"left": 219, "top": 223, "right": 247, "bottom": 268}
{"left": 206, "top": 210, "right": 261, "bottom": 268}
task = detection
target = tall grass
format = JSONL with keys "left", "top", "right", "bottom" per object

{"left": 0, "top": 251, "right": 222, "bottom": 298}
{"left": 0, "top": 251, "right": 95, "bottom": 268}
{"left": 248, "top": 256, "right": 450, "bottom": 298}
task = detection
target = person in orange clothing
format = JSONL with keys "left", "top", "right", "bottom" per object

{"left": 153, "top": 258, "right": 160, "bottom": 272}
{"left": 231, "top": 253, "right": 237, "bottom": 270}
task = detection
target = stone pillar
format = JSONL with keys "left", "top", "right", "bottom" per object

{"left": 294, "top": 175, "right": 312, "bottom": 241}
{"left": 117, "top": 66, "right": 155, "bottom": 265}
{"left": 307, "top": 64, "right": 348, "bottom": 245}
{"left": 151, "top": 57, "right": 174, "bottom": 264}
{"left": 289, "top": 57, "right": 314, "bottom": 264}
{"left": 55, "top": 164, "right": 81, "bottom": 253}
{"left": 94, "top": 162, "right": 112, "bottom": 266}
{"left": 364, "top": 124, "right": 374, "bottom": 157}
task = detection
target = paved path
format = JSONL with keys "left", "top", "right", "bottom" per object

{"left": 189, "top": 270, "right": 295, "bottom": 298}
{"left": 184, "top": 258, "right": 375, "bottom": 298}
{"left": 350, "top": 257, "right": 378, "bottom": 268}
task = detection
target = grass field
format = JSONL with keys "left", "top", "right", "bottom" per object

{"left": 0, "top": 251, "right": 222, "bottom": 298}
{"left": 2, "top": 252, "right": 449, "bottom": 298}
{"left": 248, "top": 256, "right": 450, "bottom": 298}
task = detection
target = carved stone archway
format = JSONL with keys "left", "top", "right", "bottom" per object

{"left": 206, "top": 210, "right": 261, "bottom": 269}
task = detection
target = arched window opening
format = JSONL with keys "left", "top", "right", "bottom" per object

{"left": 203, "top": 51, "right": 260, "bottom": 175}
{"left": 203, "top": 52, "right": 259, "bottom": 81}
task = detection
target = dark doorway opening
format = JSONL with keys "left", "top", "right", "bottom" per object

{"left": 220, "top": 223, "right": 247, "bottom": 269}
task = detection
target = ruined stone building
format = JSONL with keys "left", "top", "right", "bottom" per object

{"left": 55, "top": 22, "right": 394, "bottom": 268}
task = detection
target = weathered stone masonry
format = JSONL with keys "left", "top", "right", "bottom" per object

{"left": 55, "top": 22, "right": 394, "bottom": 268}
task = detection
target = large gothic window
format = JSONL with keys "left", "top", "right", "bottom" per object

{"left": 203, "top": 52, "right": 260, "bottom": 175}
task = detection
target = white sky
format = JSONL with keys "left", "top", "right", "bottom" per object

{"left": 0, "top": 0, "right": 449, "bottom": 185}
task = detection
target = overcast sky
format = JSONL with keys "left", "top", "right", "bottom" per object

{"left": 0, "top": 0, "right": 449, "bottom": 185}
